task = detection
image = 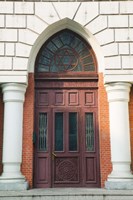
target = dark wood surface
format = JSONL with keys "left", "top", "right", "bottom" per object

{"left": 34, "top": 79, "right": 100, "bottom": 188}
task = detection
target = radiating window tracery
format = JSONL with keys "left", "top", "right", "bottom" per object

{"left": 36, "top": 29, "right": 96, "bottom": 73}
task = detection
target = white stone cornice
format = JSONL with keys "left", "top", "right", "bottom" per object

{"left": 0, "top": 71, "right": 28, "bottom": 84}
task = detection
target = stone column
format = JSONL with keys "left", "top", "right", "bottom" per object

{"left": 0, "top": 83, "right": 29, "bottom": 190}
{"left": 105, "top": 82, "right": 133, "bottom": 189}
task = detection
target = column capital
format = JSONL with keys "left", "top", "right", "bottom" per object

{"left": 105, "top": 82, "right": 132, "bottom": 103}
{"left": 2, "top": 83, "right": 27, "bottom": 103}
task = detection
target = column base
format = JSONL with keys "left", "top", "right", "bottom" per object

{"left": 0, "top": 180, "right": 29, "bottom": 190}
{"left": 0, "top": 174, "right": 29, "bottom": 190}
{"left": 105, "top": 180, "right": 133, "bottom": 190}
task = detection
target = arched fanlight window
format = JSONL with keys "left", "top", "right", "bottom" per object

{"left": 35, "top": 29, "right": 97, "bottom": 73}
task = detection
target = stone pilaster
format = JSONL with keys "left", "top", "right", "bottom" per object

{"left": 0, "top": 83, "right": 29, "bottom": 190}
{"left": 105, "top": 82, "right": 133, "bottom": 189}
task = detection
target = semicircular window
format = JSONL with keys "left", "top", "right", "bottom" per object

{"left": 36, "top": 29, "right": 97, "bottom": 73}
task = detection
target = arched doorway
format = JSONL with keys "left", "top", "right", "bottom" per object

{"left": 34, "top": 29, "right": 100, "bottom": 188}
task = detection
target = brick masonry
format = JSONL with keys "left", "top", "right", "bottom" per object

{"left": 0, "top": 1, "right": 133, "bottom": 189}
{"left": 22, "top": 73, "right": 34, "bottom": 188}
{"left": 98, "top": 73, "right": 112, "bottom": 187}
{"left": 0, "top": 72, "right": 133, "bottom": 188}
{"left": 20, "top": 72, "right": 111, "bottom": 188}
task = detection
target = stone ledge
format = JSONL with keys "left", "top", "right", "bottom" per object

{"left": 0, "top": 181, "right": 29, "bottom": 191}
{"left": 1, "top": 188, "right": 133, "bottom": 197}
{"left": 105, "top": 181, "right": 133, "bottom": 190}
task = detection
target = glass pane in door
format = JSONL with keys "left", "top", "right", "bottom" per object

{"left": 39, "top": 113, "right": 47, "bottom": 151}
{"left": 55, "top": 112, "right": 63, "bottom": 151}
{"left": 85, "top": 113, "right": 94, "bottom": 151}
{"left": 69, "top": 112, "right": 77, "bottom": 151}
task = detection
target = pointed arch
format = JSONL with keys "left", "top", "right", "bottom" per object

{"left": 33, "top": 18, "right": 101, "bottom": 188}
{"left": 35, "top": 29, "right": 97, "bottom": 74}
{"left": 28, "top": 18, "right": 104, "bottom": 73}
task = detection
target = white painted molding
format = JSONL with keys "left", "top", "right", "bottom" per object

{"left": 104, "top": 74, "right": 133, "bottom": 84}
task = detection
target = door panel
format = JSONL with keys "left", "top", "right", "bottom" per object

{"left": 34, "top": 87, "right": 100, "bottom": 188}
{"left": 82, "top": 108, "right": 100, "bottom": 187}
{"left": 86, "top": 157, "right": 96, "bottom": 182}
{"left": 34, "top": 108, "right": 51, "bottom": 188}
{"left": 37, "top": 156, "right": 48, "bottom": 182}
{"left": 52, "top": 109, "right": 81, "bottom": 187}
{"left": 68, "top": 91, "right": 79, "bottom": 106}
{"left": 54, "top": 157, "right": 80, "bottom": 184}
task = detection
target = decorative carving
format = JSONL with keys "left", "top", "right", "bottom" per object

{"left": 55, "top": 158, "right": 78, "bottom": 181}
{"left": 36, "top": 29, "right": 96, "bottom": 73}
{"left": 54, "top": 48, "right": 79, "bottom": 72}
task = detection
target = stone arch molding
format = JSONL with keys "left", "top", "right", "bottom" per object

{"left": 28, "top": 18, "right": 104, "bottom": 73}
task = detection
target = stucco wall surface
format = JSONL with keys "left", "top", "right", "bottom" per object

{"left": 0, "top": 1, "right": 133, "bottom": 83}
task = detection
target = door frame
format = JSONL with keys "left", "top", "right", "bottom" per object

{"left": 33, "top": 79, "right": 101, "bottom": 188}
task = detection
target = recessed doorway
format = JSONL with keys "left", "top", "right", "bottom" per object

{"left": 34, "top": 29, "right": 100, "bottom": 188}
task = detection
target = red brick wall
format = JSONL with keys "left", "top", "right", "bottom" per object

{"left": 22, "top": 73, "right": 34, "bottom": 188}
{"left": 0, "top": 89, "right": 3, "bottom": 175}
{"left": 98, "top": 73, "right": 112, "bottom": 187}
{"left": 21, "top": 72, "right": 112, "bottom": 188}
{"left": 0, "top": 74, "right": 132, "bottom": 188}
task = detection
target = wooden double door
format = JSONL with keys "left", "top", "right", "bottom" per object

{"left": 34, "top": 81, "right": 100, "bottom": 188}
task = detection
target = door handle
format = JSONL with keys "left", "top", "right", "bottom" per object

{"left": 52, "top": 152, "right": 57, "bottom": 157}
{"left": 52, "top": 152, "right": 57, "bottom": 160}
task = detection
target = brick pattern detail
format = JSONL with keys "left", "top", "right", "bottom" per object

{"left": 98, "top": 73, "right": 112, "bottom": 187}
{"left": 22, "top": 73, "right": 34, "bottom": 188}
{"left": 0, "top": 90, "right": 3, "bottom": 175}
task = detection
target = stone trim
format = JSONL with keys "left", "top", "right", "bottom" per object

{"left": 105, "top": 82, "right": 133, "bottom": 189}
{"left": 0, "top": 83, "right": 29, "bottom": 190}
